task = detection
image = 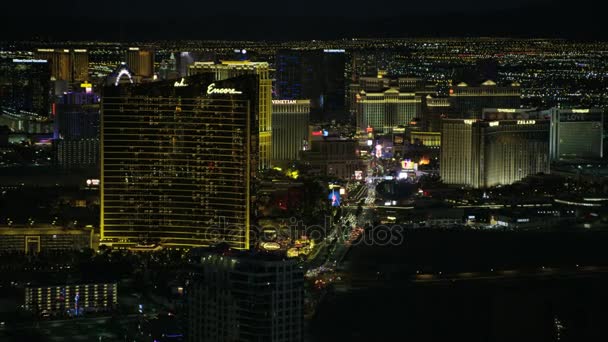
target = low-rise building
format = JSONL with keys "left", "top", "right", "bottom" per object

{"left": 25, "top": 282, "right": 117, "bottom": 316}
{"left": 301, "top": 137, "right": 365, "bottom": 179}
{"left": 0, "top": 225, "right": 93, "bottom": 253}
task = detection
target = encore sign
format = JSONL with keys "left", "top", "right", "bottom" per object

{"left": 206, "top": 83, "right": 242, "bottom": 95}
{"left": 174, "top": 78, "right": 188, "bottom": 87}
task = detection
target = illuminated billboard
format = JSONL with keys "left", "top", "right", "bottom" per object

{"left": 375, "top": 144, "right": 383, "bottom": 158}
{"left": 401, "top": 159, "right": 418, "bottom": 171}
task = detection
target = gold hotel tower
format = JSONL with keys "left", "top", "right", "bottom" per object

{"left": 189, "top": 61, "right": 272, "bottom": 169}
{"left": 100, "top": 73, "right": 258, "bottom": 249}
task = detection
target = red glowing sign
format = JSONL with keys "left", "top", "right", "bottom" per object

{"left": 366, "top": 126, "right": 373, "bottom": 133}
{"left": 52, "top": 103, "right": 56, "bottom": 116}
{"left": 312, "top": 131, "right": 323, "bottom": 136}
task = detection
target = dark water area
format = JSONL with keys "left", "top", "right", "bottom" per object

{"left": 348, "top": 229, "right": 608, "bottom": 274}
{"left": 310, "top": 229, "right": 608, "bottom": 341}
{"left": 311, "top": 275, "right": 608, "bottom": 341}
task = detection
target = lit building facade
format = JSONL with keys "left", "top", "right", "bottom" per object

{"left": 349, "top": 75, "right": 426, "bottom": 125}
{"left": 54, "top": 92, "right": 100, "bottom": 169}
{"left": 301, "top": 138, "right": 363, "bottom": 179}
{"left": 0, "top": 57, "right": 50, "bottom": 117}
{"left": 55, "top": 103, "right": 100, "bottom": 139}
{"left": 275, "top": 49, "right": 346, "bottom": 121}
{"left": 101, "top": 73, "right": 258, "bottom": 249}
{"left": 72, "top": 49, "right": 89, "bottom": 82}
{"left": 34, "top": 48, "right": 71, "bottom": 81}
{"left": 187, "top": 249, "right": 304, "bottom": 342}
{"left": 410, "top": 131, "right": 441, "bottom": 147}
{"left": 356, "top": 88, "right": 422, "bottom": 133}
{"left": 424, "top": 95, "right": 451, "bottom": 132}
{"left": 126, "top": 47, "right": 154, "bottom": 79}
{"left": 271, "top": 99, "right": 310, "bottom": 166}
{"left": 441, "top": 118, "right": 550, "bottom": 188}
{"left": 348, "top": 76, "right": 389, "bottom": 121}
{"left": 25, "top": 283, "right": 117, "bottom": 316}
{"left": 398, "top": 77, "right": 426, "bottom": 92}
{"left": 54, "top": 138, "right": 99, "bottom": 169}
{"left": 547, "top": 108, "right": 604, "bottom": 161}
{"left": 449, "top": 81, "right": 521, "bottom": 119}
{"left": 275, "top": 50, "right": 305, "bottom": 100}
{"left": 33, "top": 48, "right": 89, "bottom": 82}
{"left": 0, "top": 225, "right": 93, "bottom": 253}
{"left": 189, "top": 61, "right": 272, "bottom": 169}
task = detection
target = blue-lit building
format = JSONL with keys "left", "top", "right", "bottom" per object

{"left": 275, "top": 50, "right": 304, "bottom": 100}
{"left": 53, "top": 91, "right": 100, "bottom": 169}
{"left": 275, "top": 49, "right": 346, "bottom": 121}
{"left": 0, "top": 57, "right": 50, "bottom": 117}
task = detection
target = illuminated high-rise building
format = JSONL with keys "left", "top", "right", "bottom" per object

{"left": 55, "top": 91, "right": 100, "bottom": 139}
{"left": 546, "top": 108, "right": 604, "bottom": 161}
{"left": 356, "top": 88, "right": 422, "bottom": 133}
{"left": 275, "top": 50, "right": 305, "bottom": 100}
{"left": 271, "top": 99, "right": 310, "bottom": 166}
{"left": 424, "top": 95, "right": 451, "bottom": 132}
{"left": 0, "top": 57, "right": 50, "bottom": 117}
{"left": 441, "top": 116, "right": 550, "bottom": 188}
{"left": 187, "top": 248, "right": 304, "bottom": 342}
{"left": 53, "top": 91, "right": 100, "bottom": 169}
{"left": 189, "top": 61, "right": 272, "bottom": 169}
{"left": 275, "top": 49, "right": 346, "bottom": 122}
{"left": 33, "top": 48, "right": 89, "bottom": 82}
{"left": 101, "top": 73, "right": 258, "bottom": 249}
{"left": 320, "top": 49, "right": 347, "bottom": 120}
{"left": 126, "top": 47, "right": 154, "bottom": 79}
{"left": 72, "top": 49, "right": 89, "bottom": 82}
{"left": 348, "top": 75, "right": 389, "bottom": 120}
{"left": 34, "top": 48, "right": 71, "bottom": 81}
{"left": 449, "top": 80, "right": 521, "bottom": 119}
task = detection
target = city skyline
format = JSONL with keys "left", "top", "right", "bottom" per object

{"left": 1, "top": 20, "right": 607, "bottom": 341}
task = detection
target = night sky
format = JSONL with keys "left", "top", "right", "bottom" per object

{"left": 0, "top": 0, "right": 601, "bottom": 40}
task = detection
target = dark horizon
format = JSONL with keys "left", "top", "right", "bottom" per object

{"left": 0, "top": 1, "right": 603, "bottom": 42}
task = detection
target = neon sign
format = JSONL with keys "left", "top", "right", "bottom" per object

{"left": 517, "top": 120, "right": 535, "bottom": 125}
{"left": 206, "top": 83, "right": 242, "bottom": 95}
{"left": 174, "top": 78, "right": 188, "bottom": 87}
{"left": 272, "top": 100, "right": 296, "bottom": 104}
{"left": 115, "top": 69, "right": 134, "bottom": 86}
{"left": 12, "top": 59, "right": 47, "bottom": 63}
